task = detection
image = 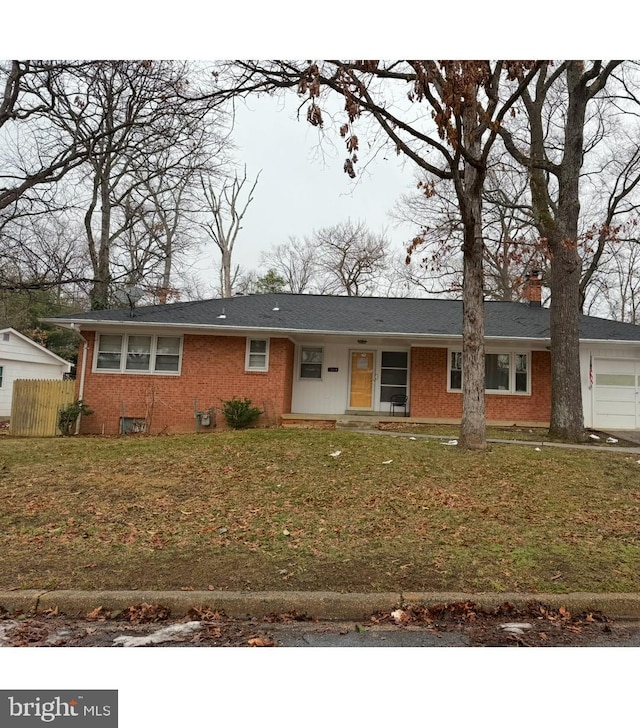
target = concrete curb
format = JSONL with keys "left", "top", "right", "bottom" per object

{"left": 2, "top": 591, "right": 640, "bottom": 620}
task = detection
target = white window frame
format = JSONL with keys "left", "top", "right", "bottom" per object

{"left": 447, "top": 349, "right": 531, "bottom": 395}
{"left": 94, "top": 333, "right": 183, "bottom": 375}
{"left": 299, "top": 345, "right": 324, "bottom": 381}
{"left": 245, "top": 337, "right": 270, "bottom": 372}
{"left": 0, "top": 365, "right": 3, "bottom": 387}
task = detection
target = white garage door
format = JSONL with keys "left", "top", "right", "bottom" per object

{"left": 593, "top": 359, "right": 640, "bottom": 430}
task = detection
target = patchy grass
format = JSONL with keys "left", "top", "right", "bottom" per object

{"left": 1, "top": 430, "right": 639, "bottom": 594}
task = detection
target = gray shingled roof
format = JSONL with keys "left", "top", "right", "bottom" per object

{"left": 46, "top": 293, "right": 640, "bottom": 342}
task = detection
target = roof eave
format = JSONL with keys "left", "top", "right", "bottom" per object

{"left": 42, "top": 319, "right": 640, "bottom": 345}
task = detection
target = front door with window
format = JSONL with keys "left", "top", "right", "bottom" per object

{"left": 349, "top": 351, "right": 375, "bottom": 409}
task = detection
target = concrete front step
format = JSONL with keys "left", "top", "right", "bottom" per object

{"left": 335, "top": 419, "right": 379, "bottom": 429}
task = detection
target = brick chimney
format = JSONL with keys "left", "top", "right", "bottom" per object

{"left": 523, "top": 270, "right": 543, "bottom": 307}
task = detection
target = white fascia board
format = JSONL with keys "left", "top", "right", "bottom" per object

{"left": 579, "top": 337, "right": 640, "bottom": 345}
{"left": 45, "top": 319, "right": 455, "bottom": 340}
{"left": 42, "top": 319, "right": 640, "bottom": 348}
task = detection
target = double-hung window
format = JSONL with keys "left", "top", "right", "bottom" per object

{"left": 300, "top": 346, "right": 323, "bottom": 379}
{"left": 155, "top": 337, "right": 181, "bottom": 372}
{"left": 245, "top": 338, "right": 269, "bottom": 371}
{"left": 96, "top": 335, "right": 124, "bottom": 370}
{"left": 449, "top": 350, "right": 529, "bottom": 394}
{"left": 95, "top": 334, "right": 182, "bottom": 374}
{"left": 0, "top": 365, "right": 3, "bottom": 388}
{"left": 126, "top": 336, "right": 152, "bottom": 371}
{"left": 450, "top": 351, "right": 463, "bottom": 391}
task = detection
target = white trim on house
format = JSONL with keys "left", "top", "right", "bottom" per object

{"left": 446, "top": 347, "right": 532, "bottom": 396}
{"left": 298, "top": 345, "right": 324, "bottom": 382}
{"left": 245, "top": 337, "right": 270, "bottom": 372}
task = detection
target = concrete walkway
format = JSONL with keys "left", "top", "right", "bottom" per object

{"left": 354, "top": 427, "right": 640, "bottom": 454}
{"left": 606, "top": 430, "right": 640, "bottom": 447}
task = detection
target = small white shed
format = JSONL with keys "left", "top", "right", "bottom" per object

{"left": 0, "top": 328, "right": 72, "bottom": 417}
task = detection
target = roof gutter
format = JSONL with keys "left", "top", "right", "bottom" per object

{"left": 43, "top": 319, "right": 640, "bottom": 346}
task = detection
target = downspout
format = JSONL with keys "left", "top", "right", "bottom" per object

{"left": 70, "top": 324, "right": 89, "bottom": 435}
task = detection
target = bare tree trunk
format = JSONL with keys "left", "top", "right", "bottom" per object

{"left": 548, "top": 229, "right": 583, "bottom": 439}
{"left": 221, "top": 249, "right": 233, "bottom": 298}
{"left": 460, "top": 211, "right": 486, "bottom": 449}
{"left": 459, "top": 102, "right": 487, "bottom": 450}
{"left": 546, "top": 64, "right": 587, "bottom": 439}
{"left": 499, "top": 60, "right": 620, "bottom": 442}
{"left": 91, "top": 174, "right": 113, "bottom": 310}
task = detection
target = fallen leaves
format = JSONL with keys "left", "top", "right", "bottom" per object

{"left": 2, "top": 429, "right": 640, "bottom": 594}
{"left": 374, "top": 600, "right": 611, "bottom": 646}
{"left": 4, "top": 622, "right": 51, "bottom": 646}
{"left": 247, "top": 636, "right": 274, "bottom": 647}
{"left": 121, "top": 603, "right": 171, "bottom": 623}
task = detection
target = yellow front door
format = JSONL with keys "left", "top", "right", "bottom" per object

{"left": 349, "top": 351, "right": 375, "bottom": 409}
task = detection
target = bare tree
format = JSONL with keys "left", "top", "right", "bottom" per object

{"left": 0, "top": 205, "right": 90, "bottom": 294}
{"left": 393, "top": 157, "right": 548, "bottom": 302}
{"left": 20, "top": 60, "right": 226, "bottom": 309}
{"left": 499, "top": 60, "right": 622, "bottom": 441}
{"left": 259, "top": 236, "right": 317, "bottom": 293}
{"left": 0, "top": 61, "right": 95, "bottom": 212}
{"left": 114, "top": 133, "right": 224, "bottom": 304}
{"left": 578, "top": 126, "right": 640, "bottom": 310}
{"left": 211, "top": 60, "right": 542, "bottom": 449}
{"left": 313, "top": 219, "right": 388, "bottom": 296}
{"left": 197, "top": 167, "right": 260, "bottom": 298}
{"left": 584, "top": 239, "right": 640, "bottom": 323}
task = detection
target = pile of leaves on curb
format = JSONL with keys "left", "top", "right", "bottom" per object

{"left": 372, "top": 600, "right": 612, "bottom": 646}
{"left": 85, "top": 602, "right": 171, "bottom": 623}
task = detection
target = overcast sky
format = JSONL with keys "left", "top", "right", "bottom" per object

{"left": 191, "top": 90, "right": 418, "bottom": 284}
{"left": 8, "top": 5, "right": 633, "bottom": 297}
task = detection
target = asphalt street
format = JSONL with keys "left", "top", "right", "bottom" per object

{"left": 3, "top": 614, "right": 640, "bottom": 647}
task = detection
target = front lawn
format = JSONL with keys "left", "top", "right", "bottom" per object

{"left": 1, "top": 430, "right": 639, "bottom": 593}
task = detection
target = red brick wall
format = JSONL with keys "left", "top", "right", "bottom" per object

{"left": 409, "top": 347, "right": 551, "bottom": 423}
{"left": 76, "top": 332, "right": 295, "bottom": 435}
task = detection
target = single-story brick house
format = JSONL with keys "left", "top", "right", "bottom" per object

{"left": 46, "top": 281, "right": 640, "bottom": 434}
